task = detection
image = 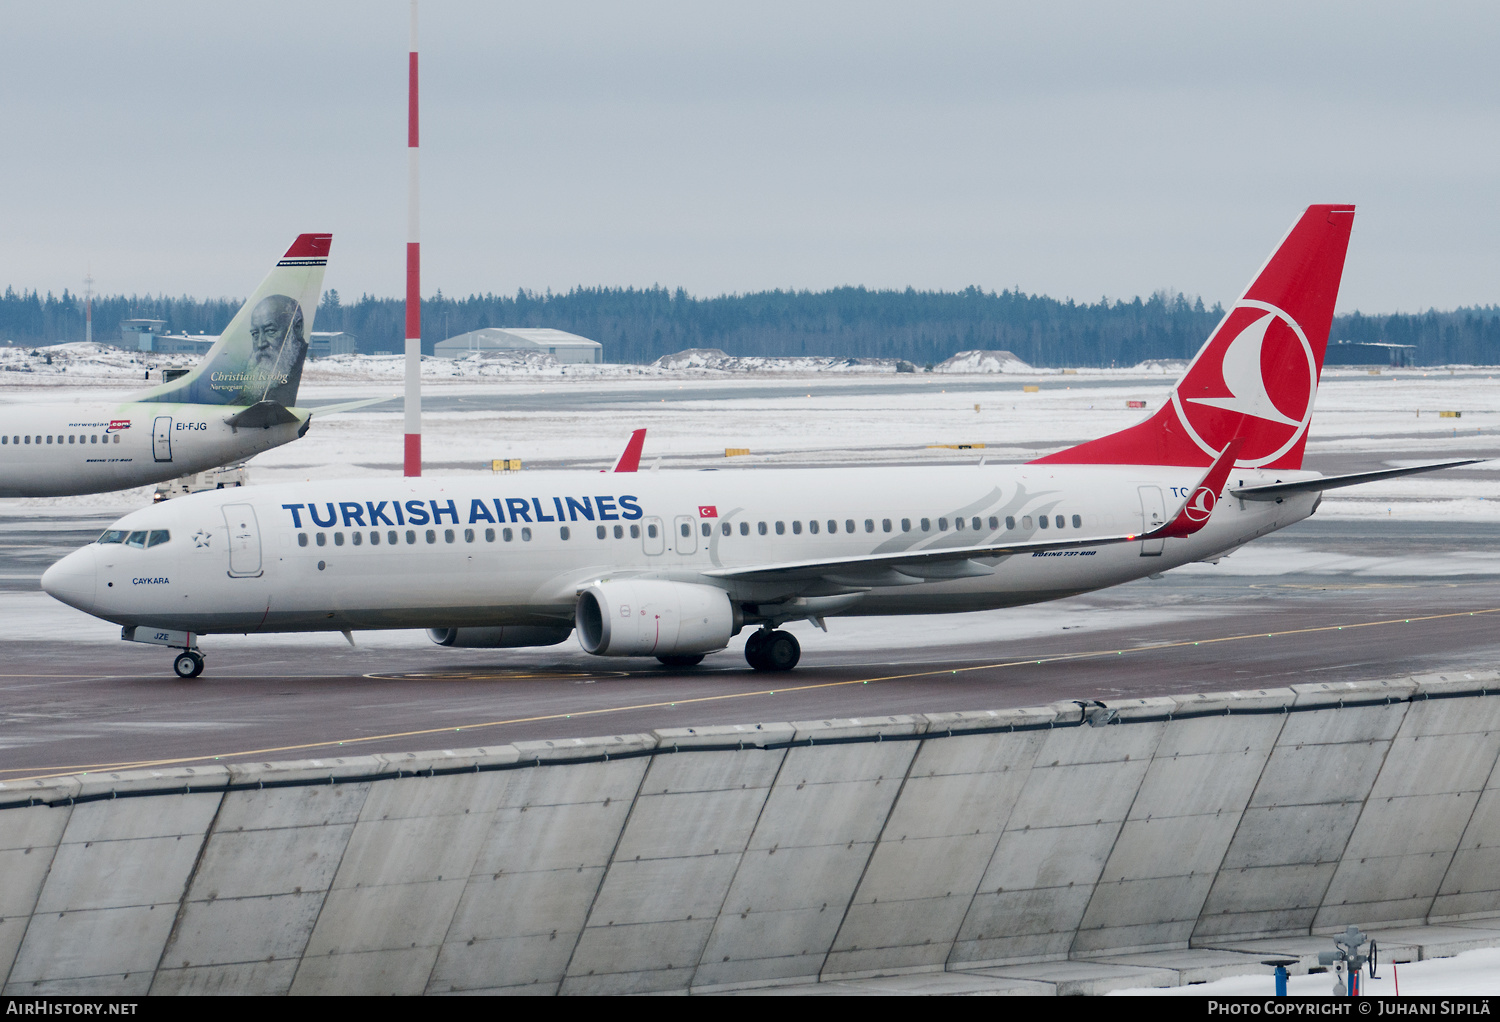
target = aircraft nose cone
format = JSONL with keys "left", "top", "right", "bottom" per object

{"left": 41, "top": 546, "right": 98, "bottom": 612}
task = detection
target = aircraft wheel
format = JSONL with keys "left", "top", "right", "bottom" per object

{"left": 745, "top": 629, "right": 770, "bottom": 670}
{"left": 763, "top": 630, "right": 801, "bottom": 671}
{"left": 657, "top": 654, "right": 705, "bottom": 667}
{"left": 173, "top": 651, "right": 205, "bottom": 679}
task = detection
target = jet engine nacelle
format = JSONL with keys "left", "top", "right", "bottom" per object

{"left": 427, "top": 626, "right": 573, "bottom": 648}
{"left": 575, "top": 579, "right": 736, "bottom": 657}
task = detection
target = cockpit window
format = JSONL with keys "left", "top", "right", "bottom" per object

{"left": 147, "top": 530, "right": 170, "bottom": 548}
{"left": 125, "top": 531, "right": 148, "bottom": 548}
{"left": 97, "top": 530, "right": 128, "bottom": 545}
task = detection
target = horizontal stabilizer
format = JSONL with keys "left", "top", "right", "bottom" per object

{"left": 224, "top": 401, "right": 301, "bottom": 430}
{"left": 299, "top": 395, "right": 399, "bottom": 416}
{"left": 1231, "top": 459, "right": 1487, "bottom": 501}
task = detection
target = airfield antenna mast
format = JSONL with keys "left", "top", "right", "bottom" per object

{"left": 403, "top": 0, "right": 422, "bottom": 476}
{"left": 83, "top": 270, "right": 94, "bottom": 346}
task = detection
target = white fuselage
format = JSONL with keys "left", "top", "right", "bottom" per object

{"left": 41, "top": 463, "right": 1319, "bottom": 636}
{"left": 0, "top": 400, "right": 305, "bottom": 497}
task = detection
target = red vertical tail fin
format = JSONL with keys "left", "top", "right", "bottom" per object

{"left": 1033, "top": 204, "right": 1355, "bottom": 469}
{"left": 613, "top": 429, "right": 647, "bottom": 472}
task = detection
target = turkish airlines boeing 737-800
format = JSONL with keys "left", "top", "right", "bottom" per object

{"left": 0, "top": 234, "right": 331, "bottom": 497}
{"left": 41, "top": 205, "right": 1478, "bottom": 677}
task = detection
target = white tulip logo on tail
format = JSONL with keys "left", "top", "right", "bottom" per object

{"left": 1171, "top": 299, "right": 1318, "bottom": 468}
{"left": 1183, "top": 485, "right": 1217, "bottom": 523}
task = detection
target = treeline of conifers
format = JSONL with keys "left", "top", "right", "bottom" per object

{"left": 4, "top": 284, "right": 1499, "bottom": 367}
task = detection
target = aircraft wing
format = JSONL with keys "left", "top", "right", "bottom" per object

{"left": 1230, "top": 459, "right": 1486, "bottom": 501}
{"left": 702, "top": 529, "right": 1153, "bottom": 584}
{"left": 707, "top": 437, "right": 1245, "bottom": 585}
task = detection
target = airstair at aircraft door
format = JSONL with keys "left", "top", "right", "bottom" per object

{"left": 222, "top": 504, "right": 263, "bottom": 577}
{"left": 153, "top": 416, "right": 172, "bottom": 463}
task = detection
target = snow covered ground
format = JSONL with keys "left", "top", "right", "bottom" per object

{"left": 1112, "top": 946, "right": 1500, "bottom": 996}
{"left": 0, "top": 350, "right": 1496, "bottom": 522}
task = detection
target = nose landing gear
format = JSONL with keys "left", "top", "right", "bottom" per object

{"left": 173, "top": 650, "right": 206, "bottom": 679}
{"left": 745, "top": 628, "right": 800, "bottom": 672}
{"left": 121, "top": 626, "right": 206, "bottom": 679}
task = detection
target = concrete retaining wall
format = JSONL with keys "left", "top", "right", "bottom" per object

{"left": 2, "top": 670, "right": 1498, "bottom": 995}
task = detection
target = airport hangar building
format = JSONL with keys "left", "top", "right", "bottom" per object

{"left": 433, "top": 327, "right": 603, "bottom": 363}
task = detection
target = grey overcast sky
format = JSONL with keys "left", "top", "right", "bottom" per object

{"left": 1, "top": 1, "right": 1497, "bottom": 313}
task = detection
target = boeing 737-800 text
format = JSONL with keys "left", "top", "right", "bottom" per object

{"left": 41, "top": 206, "right": 1478, "bottom": 677}
{"left": 0, "top": 234, "right": 331, "bottom": 497}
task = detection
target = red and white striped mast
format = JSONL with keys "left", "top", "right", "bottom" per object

{"left": 403, "top": 0, "right": 422, "bottom": 476}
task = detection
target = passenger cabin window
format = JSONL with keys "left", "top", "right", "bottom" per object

{"left": 464, "top": 528, "right": 475, "bottom": 543}
{"left": 757, "top": 522, "right": 767, "bottom": 535}
{"left": 597, "top": 525, "right": 607, "bottom": 539}
{"left": 98, "top": 529, "right": 128, "bottom": 544}
{"left": 316, "top": 533, "right": 327, "bottom": 546}
{"left": 1072, "top": 515, "right": 1082, "bottom": 529}
{"left": 740, "top": 522, "right": 749, "bottom": 536}
{"left": 1038, "top": 516, "right": 1049, "bottom": 529}
{"left": 444, "top": 529, "right": 456, "bottom": 543}
{"left": 559, "top": 527, "right": 569, "bottom": 540}
{"left": 521, "top": 527, "right": 532, "bottom": 541}
{"left": 865, "top": 519, "right": 875, "bottom": 533}
{"left": 920, "top": 518, "right": 931, "bottom": 532}
{"left": 614, "top": 525, "right": 624, "bottom": 539}
{"left": 901, "top": 518, "right": 911, "bottom": 532}
{"left": 1056, "top": 515, "right": 1065, "bottom": 529}
{"left": 1006, "top": 516, "right": 1016, "bottom": 530}
{"left": 1021, "top": 516, "right": 1032, "bottom": 529}
{"left": 370, "top": 531, "right": 380, "bottom": 545}
{"left": 990, "top": 516, "right": 1000, "bottom": 530}
{"left": 297, "top": 533, "right": 308, "bottom": 547}
{"left": 701, "top": 522, "right": 711, "bottom": 537}
{"left": 792, "top": 521, "right": 802, "bottom": 535}
{"left": 486, "top": 528, "right": 496, "bottom": 542}
{"left": 647, "top": 523, "right": 658, "bottom": 538}
{"left": 808, "top": 520, "right": 819, "bottom": 535}
{"left": 502, "top": 528, "right": 513, "bottom": 542}
{"left": 954, "top": 517, "right": 963, "bottom": 531}
{"left": 425, "top": 530, "right": 436, "bottom": 543}
{"left": 847, "top": 520, "right": 857, "bottom": 533}
{"left": 721, "top": 522, "right": 731, "bottom": 536}
{"left": 630, "top": 524, "right": 640, "bottom": 538}
{"left": 351, "top": 532, "right": 362, "bottom": 546}
{"left": 406, "top": 530, "right": 416, "bottom": 544}
{"left": 334, "top": 532, "right": 345, "bottom": 546}
{"left": 680, "top": 522, "right": 691, "bottom": 538}
{"left": 973, "top": 517, "right": 983, "bottom": 531}
{"left": 775, "top": 521, "right": 785, "bottom": 535}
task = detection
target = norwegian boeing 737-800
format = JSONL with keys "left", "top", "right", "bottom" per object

{"left": 41, "top": 205, "right": 1478, "bottom": 677}
{"left": 0, "top": 234, "right": 331, "bottom": 497}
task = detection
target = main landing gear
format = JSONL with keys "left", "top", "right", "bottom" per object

{"left": 173, "top": 650, "right": 205, "bottom": 679}
{"left": 745, "top": 628, "right": 800, "bottom": 672}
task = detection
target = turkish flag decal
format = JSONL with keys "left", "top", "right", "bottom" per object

{"left": 697, "top": 505, "right": 717, "bottom": 518}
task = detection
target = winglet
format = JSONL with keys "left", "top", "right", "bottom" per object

{"left": 614, "top": 429, "right": 647, "bottom": 472}
{"left": 1148, "top": 435, "right": 1245, "bottom": 539}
